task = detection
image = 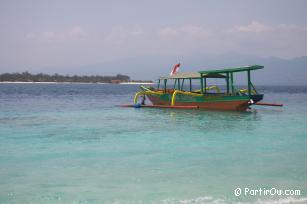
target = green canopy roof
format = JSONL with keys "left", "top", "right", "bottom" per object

{"left": 159, "top": 72, "right": 225, "bottom": 80}
{"left": 198, "top": 65, "right": 264, "bottom": 74}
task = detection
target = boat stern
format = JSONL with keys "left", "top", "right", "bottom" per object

{"left": 251, "top": 94, "right": 264, "bottom": 103}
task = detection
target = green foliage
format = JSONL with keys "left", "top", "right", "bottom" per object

{"left": 0, "top": 72, "right": 130, "bottom": 83}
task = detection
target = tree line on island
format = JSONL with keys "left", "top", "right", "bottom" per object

{"left": 0, "top": 71, "right": 152, "bottom": 83}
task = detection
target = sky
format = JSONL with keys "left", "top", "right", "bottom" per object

{"left": 0, "top": 0, "right": 307, "bottom": 81}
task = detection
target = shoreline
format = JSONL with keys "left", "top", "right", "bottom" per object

{"left": 0, "top": 81, "right": 153, "bottom": 85}
{"left": 119, "top": 82, "right": 153, "bottom": 85}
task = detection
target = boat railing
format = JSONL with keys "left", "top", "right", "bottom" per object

{"left": 135, "top": 85, "right": 225, "bottom": 105}
{"left": 171, "top": 90, "right": 202, "bottom": 106}
{"left": 238, "top": 82, "right": 259, "bottom": 96}
{"left": 134, "top": 90, "right": 164, "bottom": 104}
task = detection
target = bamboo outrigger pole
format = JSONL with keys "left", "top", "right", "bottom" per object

{"left": 254, "top": 102, "right": 283, "bottom": 107}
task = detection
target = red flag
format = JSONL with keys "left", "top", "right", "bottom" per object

{"left": 170, "top": 63, "right": 180, "bottom": 76}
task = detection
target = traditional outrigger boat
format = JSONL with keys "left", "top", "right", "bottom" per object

{"left": 122, "top": 65, "right": 282, "bottom": 111}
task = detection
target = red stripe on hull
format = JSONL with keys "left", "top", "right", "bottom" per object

{"left": 119, "top": 104, "right": 199, "bottom": 109}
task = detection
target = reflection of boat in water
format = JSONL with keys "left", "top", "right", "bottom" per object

{"left": 122, "top": 65, "right": 282, "bottom": 111}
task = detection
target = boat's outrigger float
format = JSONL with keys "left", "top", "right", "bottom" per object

{"left": 121, "top": 65, "right": 283, "bottom": 111}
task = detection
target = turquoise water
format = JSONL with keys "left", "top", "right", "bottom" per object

{"left": 0, "top": 84, "right": 307, "bottom": 204}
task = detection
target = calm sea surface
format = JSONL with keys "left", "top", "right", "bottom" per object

{"left": 0, "top": 84, "right": 306, "bottom": 204}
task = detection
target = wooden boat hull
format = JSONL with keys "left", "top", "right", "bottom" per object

{"left": 145, "top": 93, "right": 263, "bottom": 111}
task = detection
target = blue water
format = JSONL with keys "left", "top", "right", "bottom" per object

{"left": 0, "top": 83, "right": 307, "bottom": 204}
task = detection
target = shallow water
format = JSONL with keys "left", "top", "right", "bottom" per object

{"left": 0, "top": 84, "right": 307, "bottom": 204}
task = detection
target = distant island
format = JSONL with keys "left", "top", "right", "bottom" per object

{"left": 0, "top": 72, "right": 153, "bottom": 84}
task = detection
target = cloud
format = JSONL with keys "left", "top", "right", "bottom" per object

{"left": 25, "top": 33, "right": 36, "bottom": 39}
{"left": 158, "top": 25, "right": 208, "bottom": 37}
{"left": 103, "top": 26, "right": 144, "bottom": 45}
{"left": 43, "top": 31, "right": 56, "bottom": 40}
{"left": 101, "top": 23, "right": 307, "bottom": 58}
{"left": 69, "top": 26, "right": 87, "bottom": 39}
{"left": 232, "top": 21, "right": 271, "bottom": 32}
{"left": 21, "top": 22, "right": 307, "bottom": 67}
{"left": 25, "top": 25, "right": 88, "bottom": 43}
{"left": 129, "top": 26, "right": 144, "bottom": 36}
{"left": 232, "top": 21, "right": 307, "bottom": 33}
{"left": 227, "top": 21, "right": 307, "bottom": 58}
{"left": 156, "top": 25, "right": 210, "bottom": 55}
{"left": 180, "top": 25, "right": 209, "bottom": 37}
{"left": 158, "top": 27, "right": 178, "bottom": 36}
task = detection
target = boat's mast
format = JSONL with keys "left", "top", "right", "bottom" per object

{"left": 203, "top": 77, "right": 207, "bottom": 93}
{"left": 181, "top": 79, "right": 185, "bottom": 90}
{"left": 247, "top": 70, "right": 251, "bottom": 96}
{"left": 230, "top": 72, "right": 234, "bottom": 95}
{"left": 226, "top": 72, "right": 230, "bottom": 94}
{"left": 173, "top": 79, "right": 177, "bottom": 89}
{"left": 200, "top": 74, "right": 204, "bottom": 94}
